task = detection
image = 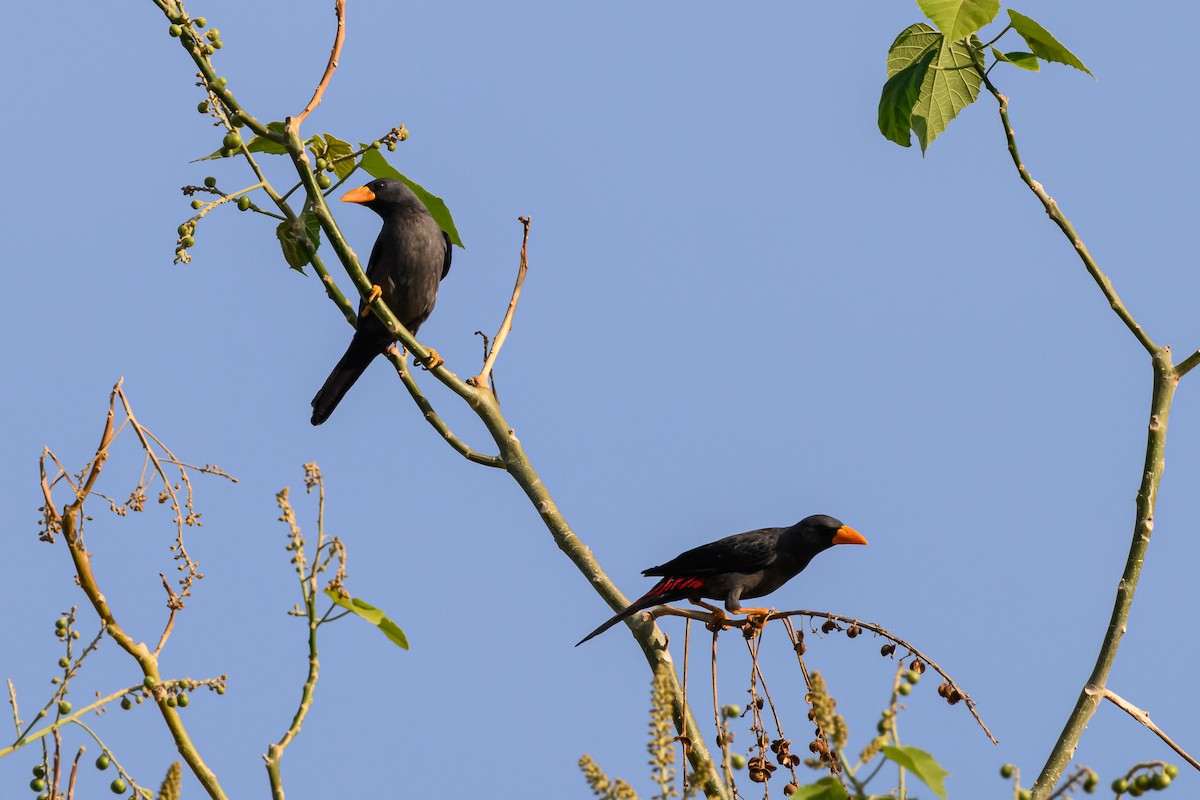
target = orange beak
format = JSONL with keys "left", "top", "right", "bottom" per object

{"left": 832, "top": 525, "right": 868, "bottom": 546}
{"left": 341, "top": 186, "right": 376, "bottom": 204}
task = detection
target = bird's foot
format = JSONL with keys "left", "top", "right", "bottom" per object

{"left": 703, "top": 608, "right": 729, "bottom": 633}
{"left": 739, "top": 607, "right": 774, "bottom": 638}
{"left": 360, "top": 284, "right": 383, "bottom": 317}
{"left": 417, "top": 348, "right": 444, "bottom": 371}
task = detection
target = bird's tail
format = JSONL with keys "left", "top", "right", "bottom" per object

{"left": 310, "top": 336, "right": 380, "bottom": 425}
{"left": 575, "top": 581, "right": 681, "bottom": 646}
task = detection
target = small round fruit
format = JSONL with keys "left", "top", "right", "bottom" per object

{"left": 784, "top": 783, "right": 797, "bottom": 797}
{"left": 237, "top": 196, "right": 251, "bottom": 211}
{"left": 33, "top": 764, "right": 46, "bottom": 778}
{"left": 722, "top": 704, "right": 741, "bottom": 719}
{"left": 203, "top": 176, "right": 217, "bottom": 188}
{"left": 181, "top": 236, "right": 195, "bottom": 248}
{"left": 190, "top": 200, "right": 203, "bottom": 210}
{"left": 1151, "top": 772, "right": 1171, "bottom": 789}
{"left": 730, "top": 754, "right": 746, "bottom": 770}
{"left": 202, "top": 44, "right": 215, "bottom": 55}
{"left": 216, "top": 684, "right": 226, "bottom": 695}
{"left": 905, "top": 670, "right": 920, "bottom": 684}
{"left": 317, "top": 174, "right": 332, "bottom": 190}
{"left": 110, "top": 777, "right": 127, "bottom": 794}
{"left": 370, "top": 140, "right": 381, "bottom": 149}
{"left": 387, "top": 141, "right": 396, "bottom": 152}
{"left": 58, "top": 701, "right": 72, "bottom": 715}
{"left": 1017, "top": 791, "right": 1031, "bottom": 800}
{"left": 1112, "top": 778, "right": 1129, "bottom": 793}
{"left": 1165, "top": 765, "right": 1179, "bottom": 779}
{"left": 71, "top": 631, "right": 79, "bottom": 640}
{"left": 220, "top": 148, "right": 235, "bottom": 158}
{"left": 177, "top": 692, "right": 190, "bottom": 708}
{"left": 31, "top": 777, "right": 47, "bottom": 792}
{"left": 1134, "top": 774, "right": 1151, "bottom": 791}
{"left": 1000, "top": 763, "right": 1014, "bottom": 779}
{"left": 96, "top": 753, "right": 111, "bottom": 770}
{"left": 1083, "top": 772, "right": 1098, "bottom": 793}
{"left": 315, "top": 158, "right": 328, "bottom": 171}
{"left": 897, "top": 683, "right": 911, "bottom": 696}
{"left": 222, "top": 132, "right": 241, "bottom": 150}
{"left": 216, "top": 76, "right": 227, "bottom": 87}
{"left": 197, "top": 101, "right": 209, "bottom": 114}
{"left": 58, "top": 657, "right": 70, "bottom": 668}
{"left": 168, "top": 24, "right": 182, "bottom": 37}
{"left": 120, "top": 697, "right": 133, "bottom": 710}
{"left": 144, "top": 676, "right": 158, "bottom": 690}
{"left": 194, "top": 17, "right": 207, "bottom": 27}
{"left": 37, "top": 793, "right": 50, "bottom": 800}
{"left": 55, "top": 617, "right": 68, "bottom": 629}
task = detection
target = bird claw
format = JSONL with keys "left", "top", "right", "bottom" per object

{"left": 704, "top": 608, "right": 730, "bottom": 633}
{"left": 360, "top": 284, "right": 383, "bottom": 317}
{"left": 417, "top": 348, "right": 444, "bottom": 371}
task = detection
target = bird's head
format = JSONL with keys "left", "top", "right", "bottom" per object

{"left": 341, "top": 178, "right": 422, "bottom": 216}
{"left": 792, "top": 514, "right": 868, "bottom": 550}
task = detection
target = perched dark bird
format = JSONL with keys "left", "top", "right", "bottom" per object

{"left": 577, "top": 515, "right": 867, "bottom": 646}
{"left": 310, "top": 178, "right": 452, "bottom": 426}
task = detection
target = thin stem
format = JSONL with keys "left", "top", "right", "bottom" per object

{"left": 292, "top": 0, "right": 345, "bottom": 126}
{"left": 1100, "top": 688, "right": 1199, "bottom": 771}
{"left": 469, "top": 216, "right": 530, "bottom": 388}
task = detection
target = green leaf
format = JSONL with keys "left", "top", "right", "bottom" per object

{"left": 324, "top": 590, "right": 409, "bottom": 650}
{"left": 992, "top": 47, "right": 1040, "bottom": 71}
{"left": 1007, "top": 9, "right": 1093, "bottom": 76}
{"left": 275, "top": 212, "right": 321, "bottom": 272}
{"left": 359, "top": 148, "right": 465, "bottom": 248}
{"left": 917, "top": 0, "right": 999, "bottom": 40}
{"left": 247, "top": 134, "right": 288, "bottom": 155}
{"left": 879, "top": 48, "right": 936, "bottom": 147}
{"left": 788, "top": 778, "right": 847, "bottom": 800}
{"left": 882, "top": 745, "right": 949, "bottom": 800}
{"left": 883, "top": 24, "right": 983, "bottom": 152}
{"left": 266, "top": 121, "right": 288, "bottom": 136}
{"left": 322, "top": 133, "right": 357, "bottom": 181}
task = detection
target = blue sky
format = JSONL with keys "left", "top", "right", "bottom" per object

{"left": 3, "top": 2, "right": 1198, "bottom": 798}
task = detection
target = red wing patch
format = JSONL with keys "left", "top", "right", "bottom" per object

{"left": 647, "top": 576, "right": 705, "bottom": 597}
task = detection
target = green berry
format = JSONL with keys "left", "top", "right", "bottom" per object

{"left": 730, "top": 754, "right": 746, "bottom": 770}
{"left": 58, "top": 657, "right": 70, "bottom": 668}
{"left": 31, "top": 777, "right": 47, "bottom": 792}
{"left": 316, "top": 158, "right": 328, "bottom": 171}
{"left": 197, "top": 101, "right": 209, "bottom": 113}
{"left": 190, "top": 199, "right": 203, "bottom": 210}
{"left": 177, "top": 692, "right": 190, "bottom": 708}
{"left": 168, "top": 24, "right": 182, "bottom": 37}
{"left": 144, "top": 676, "right": 158, "bottom": 690}
{"left": 37, "top": 793, "right": 50, "bottom": 800}
{"left": 32, "top": 764, "right": 46, "bottom": 778}
{"left": 58, "top": 700, "right": 72, "bottom": 715}
{"left": 110, "top": 777, "right": 127, "bottom": 794}
{"left": 212, "top": 40, "right": 223, "bottom": 50}
{"left": 905, "top": 670, "right": 921, "bottom": 684}
{"left": 220, "top": 148, "right": 235, "bottom": 158}
{"left": 1000, "top": 764, "right": 1015, "bottom": 779}
{"left": 371, "top": 140, "right": 381, "bottom": 149}
{"left": 96, "top": 753, "right": 111, "bottom": 770}
{"left": 216, "top": 76, "right": 227, "bottom": 87}
{"left": 1151, "top": 772, "right": 1171, "bottom": 789}
{"left": 1129, "top": 787, "right": 1144, "bottom": 798}
{"left": 203, "top": 176, "right": 217, "bottom": 188}
{"left": 387, "top": 141, "right": 396, "bottom": 152}
{"left": 71, "top": 631, "right": 79, "bottom": 640}
{"left": 1134, "top": 774, "right": 1151, "bottom": 791}
{"left": 166, "top": 695, "right": 177, "bottom": 708}
{"left": 1164, "top": 765, "right": 1179, "bottom": 779}
{"left": 876, "top": 719, "right": 888, "bottom": 734}
{"left": 237, "top": 196, "right": 251, "bottom": 211}
{"left": 1017, "top": 791, "right": 1031, "bottom": 800}
{"left": 222, "top": 130, "right": 241, "bottom": 148}
{"left": 721, "top": 704, "right": 741, "bottom": 719}
{"left": 194, "top": 17, "right": 207, "bottom": 27}
{"left": 55, "top": 617, "right": 68, "bottom": 629}
{"left": 177, "top": 223, "right": 191, "bottom": 236}
{"left": 897, "top": 683, "right": 911, "bottom": 696}
{"left": 216, "top": 684, "right": 226, "bottom": 695}
{"left": 1083, "top": 772, "right": 1098, "bottom": 793}
{"left": 120, "top": 697, "right": 132, "bottom": 710}
{"left": 317, "top": 173, "right": 332, "bottom": 190}
{"left": 202, "top": 44, "right": 214, "bottom": 55}
{"left": 50, "top": 677, "right": 61, "bottom": 685}
{"left": 181, "top": 236, "right": 195, "bottom": 248}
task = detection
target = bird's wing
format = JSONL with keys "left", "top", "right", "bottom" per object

{"left": 441, "top": 231, "right": 452, "bottom": 279}
{"left": 643, "top": 528, "right": 781, "bottom": 577}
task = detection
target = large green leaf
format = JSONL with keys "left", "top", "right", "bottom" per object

{"left": 358, "top": 148, "right": 464, "bottom": 248}
{"left": 883, "top": 745, "right": 949, "bottom": 800}
{"left": 275, "top": 212, "right": 321, "bottom": 272}
{"left": 883, "top": 24, "right": 983, "bottom": 151}
{"left": 992, "top": 47, "right": 1040, "bottom": 72}
{"left": 324, "top": 590, "right": 409, "bottom": 650}
{"left": 1007, "top": 10, "right": 1093, "bottom": 76}
{"left": 918, "top": 0, "right": 999, "bottom": 40}
{"left": 321, "top": 133, "right": 357, "bottom": 181}
{"left": 789, "top": 778, "right": 847, "bottom": 800}
{"left": 878, "top": 48, "right": 936, "bottom": 147}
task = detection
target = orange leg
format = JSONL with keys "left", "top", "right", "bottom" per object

{"left": 360, "top": 284, "right": 383, "bottom": 317}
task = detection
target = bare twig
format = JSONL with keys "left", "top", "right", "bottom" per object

{"left": 1097, "top": 687, "right": 1200, "bottom": 771}
{"left": 293, "top": 0, "right": 346, "bottom": 127}
{"left": 469, "top": 216, "right": 531, "bottom": 389}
